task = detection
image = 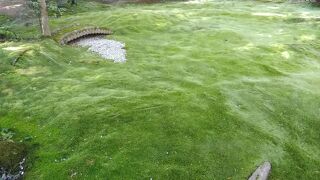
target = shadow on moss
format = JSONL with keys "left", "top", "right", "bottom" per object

{"left": 0, "top": 141, "right": 27, "bottom": 174}
{"left": 0, "top": 128, "right": 29, "bottom": 179}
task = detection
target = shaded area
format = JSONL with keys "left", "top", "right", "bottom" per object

{"left": 0, "top": 141, "right": 27, "bottom": 179}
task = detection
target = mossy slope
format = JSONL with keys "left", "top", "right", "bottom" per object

{"left": 1, "top": 0, "right": 320, "bottom": 179}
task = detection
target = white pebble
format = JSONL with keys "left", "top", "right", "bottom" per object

{"left": 73, "top": 36, "right": 127, "bottom": 63}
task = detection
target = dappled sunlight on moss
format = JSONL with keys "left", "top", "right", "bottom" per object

{"left": 15, "top": 66, "right": 50, "bottom": 76}
{"left": 3, "top": 46, "right": 25, "bottom": 51}
{"left": 252, "top": 12, "right": 287, "bottom": 17}
{"left": 281, "top": 51, "right": 290, "bottom": 59}
{"left": 1, "top": 88, "right": 14, "bottom": 96}
{"left": 299, "top": 34, "right": 316, "bottom": 41}
{"left": 184, "top": 0, "right": 208, "bottom": 4}
{"left": 2, "top": 44, "right": 36, "bottom": 52}
{"left": 299, "top": 11, "right": 320, "bottom": 19}
{"left": 235, "top": 43, "right": 256, "bottom": 51}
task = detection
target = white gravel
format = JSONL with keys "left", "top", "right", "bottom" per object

{"left": 72, "top": 36, "right": 126, "bottom": 63}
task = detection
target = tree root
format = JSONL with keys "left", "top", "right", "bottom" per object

{"left": 11, "top": 49, "right": 31, "bottom": 66}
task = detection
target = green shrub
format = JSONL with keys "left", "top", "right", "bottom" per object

{"left": 0, "top": 128, "right": 15, "bottom": 141}
{"left": 0, "top": 28, "right": 18, "bottom": 41}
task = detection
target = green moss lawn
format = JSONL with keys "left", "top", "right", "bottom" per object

{"left": 1, "top": 0, "right": 320, "bottom": 179}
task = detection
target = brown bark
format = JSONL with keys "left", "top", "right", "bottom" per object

{"left": 39, "top": 0, "right": 51, "bottom": 36}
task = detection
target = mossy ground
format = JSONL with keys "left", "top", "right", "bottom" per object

{"left": 1, "top": 0, "right": 320, "bottom": 179}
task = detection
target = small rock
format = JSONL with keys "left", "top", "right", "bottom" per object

{"left": 248, "top": 161, "right": 271, "bottom": 180}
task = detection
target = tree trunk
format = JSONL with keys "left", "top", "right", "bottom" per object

{"left": 71, "top": 0, "right": 77, "bottom": 5}
{"left": 39, "top": 0, "right": 51, "bottom": 36}
{"left": 57, "top": 0, "right": 64, "bottom": 8}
